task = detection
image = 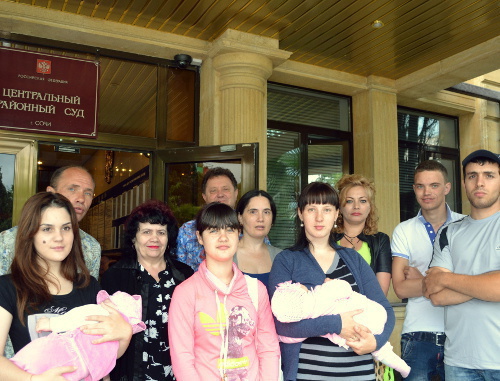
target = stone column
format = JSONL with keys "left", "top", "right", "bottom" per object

{"left": 213, "top": 52, "right": 272, "bottom": 145}
{"left": 200, "top": 29, "right": 291, "bottom": 188}
{"left": 352, "top": 76, "right": 399, "bottom": 232}
{"left": 352, "top": 76, "right": 400, "bottom": 303}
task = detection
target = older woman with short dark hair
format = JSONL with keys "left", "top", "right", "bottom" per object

{"left": 101, "top": 199, "right": 193, "bottom": 381}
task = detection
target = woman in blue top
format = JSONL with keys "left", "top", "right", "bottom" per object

{"left": 268, "top": 182, "right": 395, "bottom": 381}
{"left": 234, "top": 190, "right": 281, "bottom": 287}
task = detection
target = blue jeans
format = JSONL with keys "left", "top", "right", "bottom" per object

{"left": 445, "top": 364, "right": 500, "bottom": 381}
{"left": 400, "top": 332, "right": 445, "bottom": 380}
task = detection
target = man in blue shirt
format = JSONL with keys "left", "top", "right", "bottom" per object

{"left": 176, "top": 167, "right": 238, "bottom": 270}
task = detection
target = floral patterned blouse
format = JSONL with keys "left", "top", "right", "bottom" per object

{"left": 140, "top": 264, "right": 177, "bottom": 380}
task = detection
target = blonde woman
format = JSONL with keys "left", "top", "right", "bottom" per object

{"left": 334, "top": 174, "right": 393, "bottom": 381}
{"left": 334, "top": 174, "right": 392, "bottom": 295}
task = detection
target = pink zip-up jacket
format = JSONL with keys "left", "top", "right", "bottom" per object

{"left": 168, "top": 261, "right": 280, "bottom": 381}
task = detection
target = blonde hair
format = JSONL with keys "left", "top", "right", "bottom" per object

{"left": 335, "top": 174, "right": 378, "bottom": 235}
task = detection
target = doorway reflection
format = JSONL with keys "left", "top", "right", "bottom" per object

{"left": 0, "top": 153, "right": 15, "bottom": 230}
{"left": 37, "top": 144, "right": 151, "bottom": 275}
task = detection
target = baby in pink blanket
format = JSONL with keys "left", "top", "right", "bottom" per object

{"left": 271, "top": 279, "right": 410, "bottom": 378}
{"left": 10, "top": 290, "right": 146, "bottom": 381}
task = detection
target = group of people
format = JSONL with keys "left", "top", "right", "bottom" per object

{"left": 0, "top": 148, "right": 497, "bottom": 381}
{"left": 392, "top": 149, "right": 500, "bottom": 381}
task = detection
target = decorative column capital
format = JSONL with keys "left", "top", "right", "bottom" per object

{"left": 213, "top": 52, "right": 274, "bottom": 93}
{"left": 202, "top": 29, "right": 291, "bottom": 188}
{"left": 209, "top": 29, "right": 291, "bottom": 67}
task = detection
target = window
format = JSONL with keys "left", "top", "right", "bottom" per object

{"left": 267, "top": 84, "right": 351, "bottom": 248}
{"left": 398, "top": 108, "right": 461, "bottom": 221}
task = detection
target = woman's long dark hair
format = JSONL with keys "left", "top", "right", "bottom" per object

{"left": 123, "top": 199, "right": 179, "bottom": 260}
{"left": 292, "top": 182, "right": 340, "bottom": 251}
{"left": 11, "top": 192, "right": 89, "bottom": 324}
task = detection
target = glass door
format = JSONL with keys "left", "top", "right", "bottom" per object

{"left": 155, "top": 143, "right": 258, "bottom": 225}
{"left": 0, "top": 138, "right": 37, "bottom": 226}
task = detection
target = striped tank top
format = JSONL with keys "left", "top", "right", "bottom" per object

{"left": 296, "top": 255, "right": 375, "bottom": 380}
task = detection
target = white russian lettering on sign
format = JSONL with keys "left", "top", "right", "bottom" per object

{"left": 64, "top": 108, "right": 85, "bottom": 118}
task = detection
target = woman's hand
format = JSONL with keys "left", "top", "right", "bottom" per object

{"left": 80, "top": 302, "right": 132, "bottom": 345}
{"left": 345, "top": 325, "right": 377, "bottom": 355}
{"left": 32, "top": 366, "right": 77, "bottom": 381}
{"left": 339, "top": 309, "right": 365, "bottom": 340}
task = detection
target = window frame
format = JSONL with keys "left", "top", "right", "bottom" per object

{"left": 267, "top": 83, "right": 353, "bottom": 248}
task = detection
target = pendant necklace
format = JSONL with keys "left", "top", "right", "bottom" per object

{"left": 343, "top": 233, "right": 359, "bottom": 249}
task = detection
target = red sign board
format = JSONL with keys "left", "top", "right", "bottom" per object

{"left": 0, "top": 47, "right": 99, "bottom": 139}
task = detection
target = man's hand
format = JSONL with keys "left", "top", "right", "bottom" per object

{"left": 404, "top": 266, "right": 423, "bottom": 280}
{"left": 423, "top": 267, "right": 447, "bottom": 298}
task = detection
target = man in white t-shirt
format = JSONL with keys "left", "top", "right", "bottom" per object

{"left": 392, "top": 160, "right": 464, "bottom": 380}
{"left": 424, "top": 149, "right": 500, "bottom": 380}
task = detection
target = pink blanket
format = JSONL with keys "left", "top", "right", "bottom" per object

{"left": 11, "top": 290, "right": 146, "bottom": 381}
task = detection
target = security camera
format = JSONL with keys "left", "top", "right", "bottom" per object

{"left": 174, "top": 54, "right": 192, "bottom": 69}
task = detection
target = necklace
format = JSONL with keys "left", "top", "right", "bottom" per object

{"left": 343, "top": 233, "right": 359, "bottom": 249}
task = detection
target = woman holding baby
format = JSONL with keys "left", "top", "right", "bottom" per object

{"left": 268, "top": 182, "right": 395, "bottom": 381}
{"left": 0, "top": 192, "right": 132, "bottom": 381}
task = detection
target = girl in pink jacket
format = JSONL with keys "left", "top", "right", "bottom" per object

{"left": 169, "top": 202, "right": 280, "bottom": 381}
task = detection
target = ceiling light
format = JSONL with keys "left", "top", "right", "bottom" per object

{"left": 372, "top": 20, "right": 384, "bottom": 28}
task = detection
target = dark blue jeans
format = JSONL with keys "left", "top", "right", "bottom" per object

{"left": 401, "top": 332, "right": 445, "bottom": 380}
{"left": 445, "top": 365, "right": 500, "bottom": 381}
